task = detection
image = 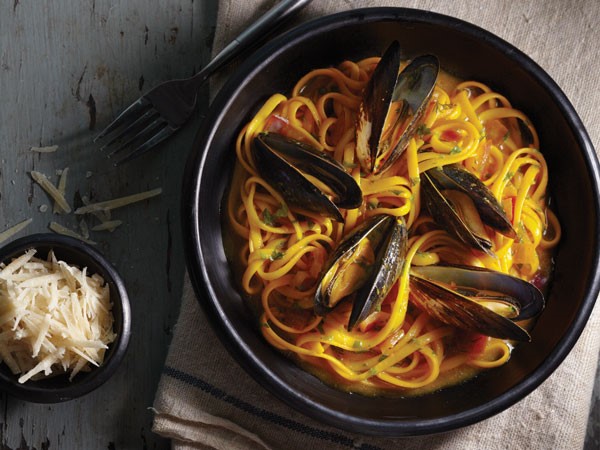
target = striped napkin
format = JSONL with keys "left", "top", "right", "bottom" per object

{"left": 152, "top": 1, "right": 600, "bottom": 449}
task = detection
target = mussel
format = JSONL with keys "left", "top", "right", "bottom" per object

{"left": 421, "top": 164, "right": 517, "bottom": 255}
{"left": 251, "top": 132, "right": 362, "bottom": 222}
{"left": 410, "top": 264, "right": 544, "bottom": 341}
{"left": 315, "top": 214, "right": 407, "bottom": 330}
{"left": 356, "top": 41, "right": 439, "bottom": 175}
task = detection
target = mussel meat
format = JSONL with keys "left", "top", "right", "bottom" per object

{"left": 410, "top": 264, "right": 544, "bottom": 341}
{"left": 421, "top": 164, "right": 517, "bottom": 254}
{"left": 252, "top": 132, "right": 362, "bottom": 222}
{"left": 356, "top": 41, "right": 439, "bottom": 175}
{"left": 315, "top": 214, "right": 407, "bottom": 330}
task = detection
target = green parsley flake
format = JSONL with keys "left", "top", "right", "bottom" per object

{"left": 262, "top": 208, "right": 276, "bottom": 226}
{"left": 450, "top": 146, "right": 461, "bottom": 154}
{"left": 269, "top": 250, "right": 285, "bottom": 261}
{"left": 436, "top": 102, "right": 454, "bottom": 112}
{"left": 416, "top": 124, "right": 431, "bottom": 136}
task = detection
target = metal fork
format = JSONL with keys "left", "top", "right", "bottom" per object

{"left": 95, "top": 0, "right": 312, "bottom": 165}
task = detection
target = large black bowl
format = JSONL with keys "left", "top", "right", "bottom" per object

{"left": 183, "top": 8, "right": 600, "bottom": 435}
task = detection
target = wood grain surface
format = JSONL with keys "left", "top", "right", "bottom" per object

{"left": 0, "top": 1, "right": 598, "bottom": 449}
{"left": 0, "top": 1, "right": 216, "bottom": 448}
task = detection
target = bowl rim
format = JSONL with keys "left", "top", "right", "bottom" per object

{"left": 183, "top": 7, "right": 600, "bottom": 435}
{"left": 0, "top": 233, "right": 131, "bottom": 403}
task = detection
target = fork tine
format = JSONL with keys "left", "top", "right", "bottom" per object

{"left": 106, "top": 117, "right": 168, "bottom": 157}
{"left": 115, "top": 125, "right": 174, "bottom": 166}
{"left": 94, "top": 97, "right": 153, "bottom": 142}
{"left": 100, "top": 108, "right": 159, "bottom": 150}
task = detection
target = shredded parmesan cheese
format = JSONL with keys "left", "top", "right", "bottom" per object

{"left": 91, "top": 220, "right": 123, "bottom": 232}
{"left": 30, "top": 171, "right": 71, "bottom": 214}
{"left": 30, "top": 145, "right": 59, "bottom": 153}
{"left": 49, "top": 222, "right": 97, "bottom": 245}
{"left": 0, "top": 249, "right": 116, "bottom": 383}
{"left": 0, "top": 219, "right": 33, "bottom": 244}
{"left": 74, "top": 188, "right": 162, "bottom": 215}
{"left": 53, "top": 167, "right": 69, "bottom": 214}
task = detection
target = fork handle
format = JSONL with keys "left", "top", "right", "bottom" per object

{"left": 188, "top": 0, "right": 313, "bottom": 90}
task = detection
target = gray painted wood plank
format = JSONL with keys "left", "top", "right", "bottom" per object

{"left": 0, "top": 1, "right": 217, "bottom": 448}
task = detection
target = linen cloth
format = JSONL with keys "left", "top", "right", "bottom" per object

{"left": 153, "top": 1, "right": 600, "bottom": 449}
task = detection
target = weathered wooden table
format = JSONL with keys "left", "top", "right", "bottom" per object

{"left": 1, "top": 1, "right": 216, "bottom": 448}
{"left": 0, "top": 1, "right": 598, "bottom": 449}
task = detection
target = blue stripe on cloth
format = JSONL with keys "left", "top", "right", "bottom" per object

{"left": 163, "top": 365, "right": 384, "bottom": 450}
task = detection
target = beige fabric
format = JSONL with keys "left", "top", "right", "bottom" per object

{"left": 153, "top": 0, "right": 600, "bottom": 449}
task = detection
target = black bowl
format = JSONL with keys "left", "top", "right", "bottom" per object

{"left": 183, "top": 8, "right": 600, "bottom": 435}
{"left": 0, "top": 233, "right": 131, "bottom": 403}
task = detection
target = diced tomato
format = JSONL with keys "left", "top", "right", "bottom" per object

{"left": 441, "top": 129, "right": 461, "bottom": 142}
{"left": 297, "top": 108, "right": 316, "bottom": 135}
{"left": 486, "top": 119, "right": 509, "bottom": 146}
{"left": 264, "top": 114, "right": 287, "bottom": 133}
{"left": 263, "top": 114, "right": 307, "bottom": 141}
{"left": 530, "top": 272, "right": 548, "bottom": 291}
{"left": 469, "top": 333, "right": 489, "bottom": 357}
{"left": 358, "top": 311, "right": 390, "bottom": 333}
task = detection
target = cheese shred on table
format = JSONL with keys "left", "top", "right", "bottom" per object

{"left": 0, "top": 249, "right": 116, "bottom": 383}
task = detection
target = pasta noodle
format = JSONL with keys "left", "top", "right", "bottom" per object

{"left": 226, "top": 53, "right": 561, "bottom": 395}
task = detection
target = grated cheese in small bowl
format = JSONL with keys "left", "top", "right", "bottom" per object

{"left": 0, "top": 234, "right": 130, "bottom": 402}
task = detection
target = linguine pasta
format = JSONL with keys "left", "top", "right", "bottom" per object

{"left": 226, "top": 54, "right": 560, "bottom": 395}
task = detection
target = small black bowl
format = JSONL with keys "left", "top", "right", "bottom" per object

{"left": 0, "top": 233, "right": 131, "bottom": 403}
{"left": 183, "top": 7, "right": 600, "bottom": 436}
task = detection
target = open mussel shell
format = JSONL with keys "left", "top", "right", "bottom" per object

{"left": 410, "top": 264, "right": 545, "bottom": 341}
{"left": 315, "top": 214, "right": 407, "bottom": 330}
{"left": 421, "top": 165, "right": 516, "bottom": 254}
{"left": 356, "top": 41, "right": 439, "bottom": 175}
{"left": 251, "top": 132, "right": 362, "bottom": 221}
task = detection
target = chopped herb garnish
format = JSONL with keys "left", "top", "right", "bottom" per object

{"left": 262, "top": 204, "right": 288, "bottom": 226}
{"left": 503, "top": 131, "right": 510, "bottom": 142}
{"left": 368, "top": 368, "right": 378, "bottom": 376}
{"left": 410, "top": 176, "right": 420, "bottom": 186}
{"left": 450, "top": 146, "right": 461, "bottom": 154}
{"left": 269, "top": 250, "right": 285, "bottom": 261}
{"left": 262, "top": 208, "right": 276, "bottom": 226}
{"left": 275, "top": 204, "right": 288, "bottom": 217}
{"left": 416, "top": 124, "right": 431, "bottom": 136}
{"left": 378, "top": 354, "right": 389, "bottom": 362}
{"left": 436, "top": 102, "right": 455, "bottom": 112}
{"left": 262, "top": 322, "right": 270, "bottom": 329}
{"left": 353, "top": 340, "right": 364, "bottom": 349}
{"left": 367, "top": 201, "right": 378, "bottom": 210}
{"left": 343, "top": 161, "right": 358, "bottom": 169}
{"left": 391, "top": 190, "right": 402, "bottom": 195}
{"left": 504, "top": 171, "right": 514, "bottom": 182}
